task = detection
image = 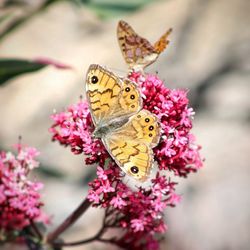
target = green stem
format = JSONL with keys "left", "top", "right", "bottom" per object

{"left": 30, "top": 220, "right": 43, "bottom": 240}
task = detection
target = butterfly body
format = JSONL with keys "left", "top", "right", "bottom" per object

{"left": 131, "top": 53, "right": 158, "bottom": 72}
{"left": 93, "top": 116, "right": 129, "bottom": 138}
{"left": 86, "top": 64, "right": 160, "bottom": 181}
{"left": 117, "top": 20, "right": 172, "bottom": 71}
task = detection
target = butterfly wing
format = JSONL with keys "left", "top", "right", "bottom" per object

{"left": 103, "top": 109, "right": 160, "bottom": 182}
{"left": 154, "top": 28, "right": 172, "bottom": 53}
{"left": 86, "top": 64, "right": 142, "bottom": 127}
{"left": 117, "top": 20, "right": 158, "bottom": 71}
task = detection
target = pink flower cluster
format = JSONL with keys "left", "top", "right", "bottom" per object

{"left": 129, "top": 72, "right": 203, "bottom": 177}
{"left": 50, "top": 101, "right": 107, "bottom": 162}
{"left": 0, "top": 144, "right": 44, "bottom": 233}
{"left": 50, "top": 72, "right": 203, "bottom": 249}
{"left": 89, "top": 166, "right": 180, "bottom": 249}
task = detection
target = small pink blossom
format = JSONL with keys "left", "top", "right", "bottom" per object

{"left": 87, "top": 190, "right": 100, "bottom": 203}
{"left": 110, "top": 195, "right": 127, "bottom": 209}
{"left": 98, "top": 180, "right": 115, "bottom": 193}
{"left": 151, "top": 196, "right": 167, "bottom": 212}
{"left": 167, "top": 192, "right": 182, "bottom": 206}
{"left": 0, "top": 144, "right": 46, "bottom": 234}
{"left": 96, "top": 166, "right": 108, "bottom": 180}
{"left": 131, "top": 218, "right": 145, "bottom": 232}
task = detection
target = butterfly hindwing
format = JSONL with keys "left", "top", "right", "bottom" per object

{"left": 119, "top": 78, "right": 142, "bottom": 114}
{"left": 103, "top": 110, "right": 160, "bottom": 181}
{"left": 103, "top": 138, "right": 153, "bottom": 182}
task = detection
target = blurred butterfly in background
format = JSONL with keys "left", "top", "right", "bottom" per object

{"left": 117, "top": 20, "right": 172, "bottom": 72}
{"left": 85, "top": 64, "right": 160, "bottom": 182}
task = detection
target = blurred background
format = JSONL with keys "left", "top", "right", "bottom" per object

{"left": 0, "top": 0, "right": 250, "bottom": 249}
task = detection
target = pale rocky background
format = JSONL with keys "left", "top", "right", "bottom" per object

{"left": 0, "top": 0, "right": 250, "bottom": 249}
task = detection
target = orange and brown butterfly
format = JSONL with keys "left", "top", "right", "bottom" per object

{"left": 85, "top": 64, "right": 161, "bottom": 182}
{"left": 117, "top": 20, "right": 172, "bottom": 72}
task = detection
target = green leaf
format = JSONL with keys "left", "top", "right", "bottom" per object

{"left": 0, "top": 59, "right": 46, "bottom": 85}
{"left": 0, "top": 58, "right": 72, "bottom": 86}
{"left": 80, "top": 0, "right": 154, "bottom": 18}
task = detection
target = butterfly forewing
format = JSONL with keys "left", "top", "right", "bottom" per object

{"left": 86, "top": 64, "right": 142, "bottom": 126}
{"left": 117, "top": 20, "right": 157, "bottom": 70}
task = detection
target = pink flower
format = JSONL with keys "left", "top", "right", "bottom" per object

{"left": 151, "top": 196, "right": 167, "bottom": 212}
{"left": 167, "top": 192, "right": 182, "bottom": 206}
{"left": 50, "top": 101, "right": 108, "bottom": 165}
{"left": 131, "top": 218, "right": 145, "bottom": 232}
{"left": 50, "top": 71, "right": 203, "bottom": 249}
{"left": 110, "top": 195, "right": 127, "bottom": 209}
{"left": 87, "top": 190, "right": 100, "bottom": 203}
{"left": 98, "top": 180, "right": 115, "bottom": 193}
{"left": 0, "top": 144, "right": 46, "bottom": 234}
{"left": 96, "top": 166, "right": 108, "bottom": 180}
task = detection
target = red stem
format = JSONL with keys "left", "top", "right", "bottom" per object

{"left": 51, "top": 207, "right": 119, "bottom": 247}
{"left": 47, "top": 198, "right": 92, "bottom": 244}
{"left": 52, "top": 225, "right": 106, "bottom": 247}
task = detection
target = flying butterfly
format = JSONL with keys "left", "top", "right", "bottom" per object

{"left": 85, "top": 64, "right": 160, "bottom": 182}
{"left": 117, "top": 20, "right": 172, "bottom": 71}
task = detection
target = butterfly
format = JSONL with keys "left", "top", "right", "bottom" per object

{"left": 117, "top": 20, "right": 172, "bottom": 71}
{"left": 85, "top": 64, "right": 161, "bottom": 182}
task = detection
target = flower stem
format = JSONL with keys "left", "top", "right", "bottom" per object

{"left": 47, "top": 198, "right": 92, "bottom": 244}
{"left": 53, "top": 224, "right": 106, "bottom": 247}
{"left": 30, "top": 220, "right": 43, "bottom": 240}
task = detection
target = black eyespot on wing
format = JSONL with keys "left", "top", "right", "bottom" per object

{"left": 149, "top": 133, "right": 153, "bottom": 137}
{"left": 130, "top": 94, "right": 135, "bottom": 100}
{"left": 125, "top": 87, "right": 130, "bottom": 92}
{"left": 131, "top": 166, "right": 139, "bottom": 174}
{"left": 91, "top": 76, "right": 98, "bottom": 84}
{"left": 145, "top": 118, "right": 150, "bottom": 122}
{"left": 149, "top": 125, "right": 154, "bottom": 131}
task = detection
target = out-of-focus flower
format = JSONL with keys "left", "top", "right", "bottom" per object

{"left": 0, "top": 144, "right": 45, "bottom": 236}
{"left": 87, "top": 167, "right": 179, "bottom": 248}
{"left": 50, "top": 72, "right": 203, "bottom": 249}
